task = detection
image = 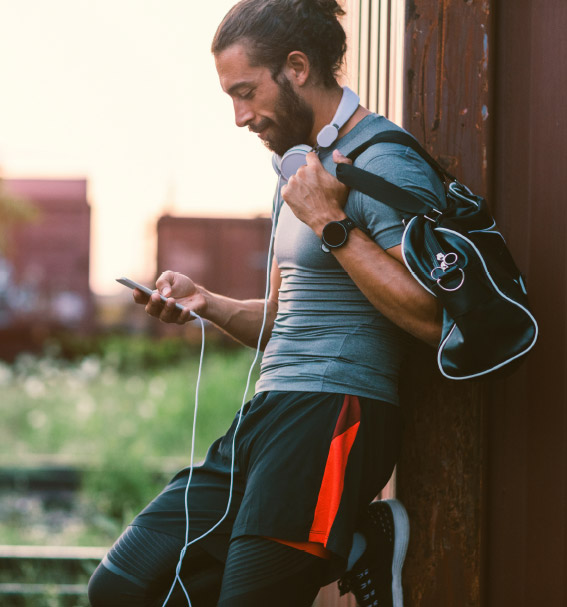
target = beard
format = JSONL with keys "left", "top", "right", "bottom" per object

{"left": 249, "top": 76, "right": 314, "bottom": 156}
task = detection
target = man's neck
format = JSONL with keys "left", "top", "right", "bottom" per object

{"left": 306, "top": 84, "right": 371, "bottom": 147}
{"left": 339, "top": 104, "right": 373, "bottom": 139}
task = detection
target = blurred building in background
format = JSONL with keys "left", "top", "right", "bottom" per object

{"left": 99, "top": 214, "right": 273, "bottom": 338}
{"left": 157, "top": 215, "right": 272, "bottom": 299}
{"left": 0, "top": 178, "right": 92, "bottom": 357}
{"left": 0, "top": 177, "right": 274, "bottom": 352}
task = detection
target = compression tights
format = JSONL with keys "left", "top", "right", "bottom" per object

{"left": 88, "top": 526, "right": 329, "bottom": 607}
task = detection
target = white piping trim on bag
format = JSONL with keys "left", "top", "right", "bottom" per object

{"left": 401, "top": 218, "right": 538, "bottom": 380}
{"left": 468, "top": 219, "right": 498, "bottom": 233}
{"left": 401, "top": 217, "right": 436, "bottom": 296}
{"left": 434, "top": 227, "right": 538, "bottom": 380}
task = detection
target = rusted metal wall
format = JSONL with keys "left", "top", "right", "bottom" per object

{"left": 396, "top": 1, "right": 492, "bottom": 605}
{"left": 403, "top": 0, "right": 491, "bottom": 192}
{"left": 399, "top": 1, "right": 567, "bottom": 606}
{"left": 486, "top": 1, "right": 567, "bottom": 605}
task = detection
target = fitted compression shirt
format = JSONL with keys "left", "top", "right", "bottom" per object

{"left": 255, "top": 114, "right": 445, "bottom": 405}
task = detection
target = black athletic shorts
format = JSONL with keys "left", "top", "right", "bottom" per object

{"left": 131, "top": 391, "right": 402, "bottom": 566}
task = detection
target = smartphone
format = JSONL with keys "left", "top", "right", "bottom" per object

{"left": 116, "top": 277, "right": 186, "bottom": 312}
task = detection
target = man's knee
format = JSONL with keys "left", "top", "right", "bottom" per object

{"left": 88, "top": 561, "right": 143, "bottom": 607}
{"left": 88, "top": 555, "right": 225, "bottom": 607}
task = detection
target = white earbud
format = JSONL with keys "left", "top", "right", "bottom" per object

{"left": 272, "top": 86, "right": 360, "bottom": 181}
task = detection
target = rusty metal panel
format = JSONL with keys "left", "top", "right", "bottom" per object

{"left": 400, "top": 1, "right": 567, "bottom": 606}
{"left": 397, "top": 1, "right": 493, "bottom": 606}
{"left": 397, "top": 361, "right": 487, "bottom": 607}
{"left": 403, "top": 0, "right": 492, "bottom": 195}
{"left": 486, "top": 1, "right": 567, "bottom": 605}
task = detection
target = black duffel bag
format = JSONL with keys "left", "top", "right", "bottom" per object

{"left": 336, "top": 130, "right": 538, "bottom": 380}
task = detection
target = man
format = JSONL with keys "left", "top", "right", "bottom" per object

{"left": 88, "top": 1, "right": 443, "bottom": 606}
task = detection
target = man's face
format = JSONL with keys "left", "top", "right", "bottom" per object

{"left": 215, "top": 43, "right": 314, "bottom": 156}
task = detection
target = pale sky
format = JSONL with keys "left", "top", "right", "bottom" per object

{"left": 0, "top": 0, "right": 278, "bottom": 294}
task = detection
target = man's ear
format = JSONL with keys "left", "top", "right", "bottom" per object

{"left": 283, "top": 51, "right": 311, "bottom": 86}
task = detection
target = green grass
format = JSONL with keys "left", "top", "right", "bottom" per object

{"left": 0, "top": 336, "right": 259, "bottom": 462}
{"left": 0, "top": 334, "right": 261, "bottom": 546}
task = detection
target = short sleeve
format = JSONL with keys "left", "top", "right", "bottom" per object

{"left": 344, "top": 145, "right": 446, "bottom": 250}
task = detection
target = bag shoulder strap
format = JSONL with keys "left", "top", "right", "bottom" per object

{"left": 336, "top": 129, "right": 455, "bottom": 215}
{"left": 346, "top": 130, "right": 457, "bottom": 181}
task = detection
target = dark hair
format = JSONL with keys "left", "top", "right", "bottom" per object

{"left": 211, "top": 0, "right": 347, "bottom": 87}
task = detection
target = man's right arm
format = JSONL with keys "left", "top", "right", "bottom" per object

{"left": 134, "top": 262, "right": 281, "bottom": 351}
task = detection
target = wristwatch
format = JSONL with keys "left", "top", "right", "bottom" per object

{"left": 321, "top": 217, "right": 356, "bottom": 253}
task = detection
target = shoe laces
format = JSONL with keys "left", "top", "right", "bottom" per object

{"left": 338, "top": 567, "right": 381, "bottom": 606}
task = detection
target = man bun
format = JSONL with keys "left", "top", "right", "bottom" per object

{"left": 212, "top": 0, "right": 347, "bottom": 87}
{"left": 302, "top": 0, "right": 345, "bottom": 19}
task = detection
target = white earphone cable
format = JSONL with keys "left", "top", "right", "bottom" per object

{"left": 161, "top": 175, "right": 283, "bottom": 606}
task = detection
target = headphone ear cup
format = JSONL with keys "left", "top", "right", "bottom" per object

{"left": 272, "top": 153, "right": 283, "bottom": 177}
{"left": 279, "top": 144, "right": 313, "bottom": 181}
{"left": 272, "top": 87, "right": 359, "bottom": 180}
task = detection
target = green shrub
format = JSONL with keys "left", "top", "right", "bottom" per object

{"left": 0, "top": 334, "right": 261, "bottom": 542}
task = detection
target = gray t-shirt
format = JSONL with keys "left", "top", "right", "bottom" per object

{"left": 255, "top": 114, "right": 445, "bottom": 405}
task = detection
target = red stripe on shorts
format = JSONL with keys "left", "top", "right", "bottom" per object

{"left": 308, "top": 394, "right": 361, "bottom": 546}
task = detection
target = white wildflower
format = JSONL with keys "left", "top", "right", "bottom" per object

{"left": 78, "top": 356, "right": 101, "bottom": 381}
{"left": 76, "top": 394, "right": 96, "bottom": 420}
{"left": 148, "top": 376, "right": 167, "bottom": 397}
{"left": 27, "top": 409, "right": 48, "bottom": 429}
{"left": 23, "top": 376, "right": 46, "bottom": 399}
{"left": 126, "top": 375, "right": 144, "bottom": 394}
{"left": 138, "top": 400, "right": 156, "bottom": 419}
{"left": 101, "top": 368, "right": 118, "bottom": 386}
{"left": 0, "top": 362, "right": 13, "bottom": 385}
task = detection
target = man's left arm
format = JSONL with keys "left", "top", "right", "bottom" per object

{"left": 331, "top": 231, "right": 442, "bottom": 346}
{"left": 281, "top": 151, "right": 442, "bottom": 347}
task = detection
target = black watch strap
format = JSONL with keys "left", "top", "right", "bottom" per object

{"left": 321, "top": 217, "right": 356, "bottom": 253}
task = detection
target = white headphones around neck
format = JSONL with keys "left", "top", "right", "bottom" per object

{"left": 272, "top": 85, "right": 360, "bottom": 181}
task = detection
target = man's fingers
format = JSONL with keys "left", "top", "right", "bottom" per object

{"left": 332, "top": 149, "right": 353, "bottom": 165}
{"left": 132, "top": 287, "right": 149, "bottom": 304}
{"left": 145, "top": 292, "right": 196, "bottom": 325}
{"left": 305, "top": 151, "right": 323, "bottom": 167}
{"left": 156, "top": 270, "right": 176, "bottom": 297}
{"left": 280, "top": 182, "right": 291, "bottom": 203}
{"left": 159, "top": 299, "right": 183, "bottom": 323}
{"left": 144, "top": 291, "right": 166, "bottom": 316}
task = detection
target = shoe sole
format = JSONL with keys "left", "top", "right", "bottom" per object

{"left": 370, "top": 499, "right": 410, "bottom": 607}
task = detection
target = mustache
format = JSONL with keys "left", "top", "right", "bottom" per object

{"left": 248, "top": 118, "right": 273, "bottom": 133}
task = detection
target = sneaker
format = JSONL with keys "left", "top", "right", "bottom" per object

{"left": 338, "top": 499, "right": 409, "bottom": 607}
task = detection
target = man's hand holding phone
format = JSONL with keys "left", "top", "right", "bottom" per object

{"left": 117, "top": 271, "right": 204, "bottom": 324}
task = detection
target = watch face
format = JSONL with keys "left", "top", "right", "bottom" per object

{"left": 323, "top": 221, "right": 347, "bottom": 247}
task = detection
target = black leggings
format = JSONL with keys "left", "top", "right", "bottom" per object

{"left": 88, "top": 526, "right": 329, "bottom": 607}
